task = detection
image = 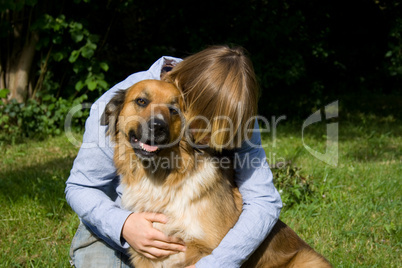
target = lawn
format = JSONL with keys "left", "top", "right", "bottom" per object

{"left": 0, "top": 133, "right": 81, "bottom": 267}
{"left": 266, "top": 113, "right": 401, "bottom": 267}
{"left": 0, "top": 111, "right": 400, "bottom": 267}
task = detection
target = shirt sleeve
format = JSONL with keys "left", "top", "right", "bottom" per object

{"left": 65, "top": 71, "right": 154, "bottom": 251}
{"left": 65, "top": 56, "right": 182, "bottom": 253}
{"left": 195, "top": 120, "right": 282, "bottom": 267}
{"left": 65, "top": 93, "right": 131, "bottom": 251}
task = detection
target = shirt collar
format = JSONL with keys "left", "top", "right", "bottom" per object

{"left": 148, "top": 56, "right": 182, "bottom": 80}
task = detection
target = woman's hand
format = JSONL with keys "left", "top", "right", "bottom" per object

{"left": 122, "top": 212, "right": 186, "bottom": 259}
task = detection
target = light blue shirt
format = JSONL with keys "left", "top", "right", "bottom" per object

{"left": 65, "top": 56, "right": 282, "bottom": 267}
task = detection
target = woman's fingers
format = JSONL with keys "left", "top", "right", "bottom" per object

{"left": 147, "top": 236, "right": 186, "bottom": 252}
{"left": 144, "top": 212, "right": 168, "bottom": 224}
{"left": 139, "top": 246, "right": 181, "bottom": 259}
{"left": 122, "top": 212, "right": 186, "bottom": 259}
{"left": 143, "top": 212, "right": 186, "bottom": 247}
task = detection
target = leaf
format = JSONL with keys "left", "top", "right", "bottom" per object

{"left": 0, "top": 88, "right": 10, "bottom": 98}
{"left": 70, "top": 22, "right": 83, "bottom": 30}
{"left": 81, "top": 47, "right": 94, "bottom": 58}
{"left": 87, "top": 80, "right": 97, "bottom": 91}
{"left": 75, "top": 80, "right": 85, "bottom": 91}
{"left": 52, "top": 52, "right": 64, "bottom": 62}
{"left": 97, "top": 80, "right": 108, "bottom": 89}
{"left": 42, "top": 94, "right": 52, "bottom": 101}
{"left": 81, "top": 42, "right": 97, "bottom": 59}
{"left": 48, "top": 103, "right": 55, "bottom": 111}
{"left": 69, "top": 50, "right": 80, "bottom": 63}
{"left": 99, "top": 62, "right": 109, "bottom": 72}
{"left": 71, "top": 31, "right": 84, "bottom": 43}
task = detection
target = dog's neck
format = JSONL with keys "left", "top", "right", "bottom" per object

{"left": 115, "top": 138, "right": 205, "bottom": 187}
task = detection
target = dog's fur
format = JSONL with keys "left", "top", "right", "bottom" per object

{"left": 102, "top": 79, "right": 332, "bottom": 268}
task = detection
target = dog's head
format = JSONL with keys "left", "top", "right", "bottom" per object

{"left": 101, "top": 80, "right": 184, "bottom": 159}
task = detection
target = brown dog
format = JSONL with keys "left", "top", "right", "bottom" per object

{"left": 101, "top": 79, "right": 332, "bottom": 267}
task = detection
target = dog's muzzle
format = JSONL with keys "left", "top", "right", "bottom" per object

{"left": 129, "top": 118, "right": 170, "bottom": 159}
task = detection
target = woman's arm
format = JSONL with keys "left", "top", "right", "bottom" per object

{"left": 195, "top": 120, "right": 282, "bottom": 267}
{"left": 65, "top": 56, "right": 183, "bottom": 253}
{"left": 65, "top": 89, "right": 134, "bottom": 251}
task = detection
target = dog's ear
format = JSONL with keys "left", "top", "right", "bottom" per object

{"left": 101, "top": 89, "right": 126, "bottom": 138}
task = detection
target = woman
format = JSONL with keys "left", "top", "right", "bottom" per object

{"left": 65, "top": 45, "right": 282, "bottom": 267}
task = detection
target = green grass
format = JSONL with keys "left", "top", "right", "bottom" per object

{"left": 264, "top": 114, "right": 401, "bottom": 267}
{"left": 0, "top": 114, "right": 401, "bottom": 267}
{"left": 0, "top": 134, "right": 82, "bottom": 267}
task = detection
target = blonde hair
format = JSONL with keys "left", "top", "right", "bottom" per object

{"left": 166, "top": 45, "right": 259, "bottom": 151}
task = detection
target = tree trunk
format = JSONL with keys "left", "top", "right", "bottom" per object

{"left": 7, "top": 33, "right": 38, "bottom": 102}
{"left": 1, "top": 7, "right": 38, "bottom": 103}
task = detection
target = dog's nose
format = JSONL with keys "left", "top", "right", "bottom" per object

{"left": 148, "top": 118, "right": 170, "bottom": 144}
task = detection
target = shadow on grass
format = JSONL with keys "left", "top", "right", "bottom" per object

{"left": 0, "top": 155, "right": 76, "bottom": 215}
{"left": 268, "top": 93, "right": 402, "bottom": 139}
{"left": 345, "top": 141, "right": 401, "bottom": 162}
{"left": 263, "top": 114, "right": 401, "bottom": 165}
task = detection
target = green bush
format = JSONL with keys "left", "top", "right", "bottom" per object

{"left": 272, "top": 163, "right": 315, "bottom": 208}
{"left": 0, "top": 96, "right": 88, "bottom": 144}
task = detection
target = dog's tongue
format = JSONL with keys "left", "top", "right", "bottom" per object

{"left": 140, "top": 142, "right": 159, "bottom": 152}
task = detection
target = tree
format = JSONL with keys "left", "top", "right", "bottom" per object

{"left": 0, "top": 0, "right": 109, "bottom": 103}
{"left": 0, "top": 0, "right": 400, "bottom": 116}
{"left": 0, "top": 0, "right": 38, "bottom": 102}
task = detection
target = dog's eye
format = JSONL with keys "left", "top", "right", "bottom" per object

{"left": 169, "top": 107, "right": 179, "bottom": 115}
{"left": 135, "top": 98, "right": 148, "bottom": 107}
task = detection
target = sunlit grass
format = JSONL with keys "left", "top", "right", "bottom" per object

{"left": 0, "top": 114, "right": 401, "bottom": 267}
{"left": 263, "top": 116, "right": 401, "bottom": 267}
{"left": 0, "top": 134, "right": 82, "bottom": 267}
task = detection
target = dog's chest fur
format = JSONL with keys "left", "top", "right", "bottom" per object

{"left": 121, "top": 158, "right": 219, "bottom": 241}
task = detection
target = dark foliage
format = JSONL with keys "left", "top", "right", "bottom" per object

{"left": 77, "top": 0, "right": 401, "bottom": 120}
{"left": 0, "top": 0, "right": 401, "bottom": 139}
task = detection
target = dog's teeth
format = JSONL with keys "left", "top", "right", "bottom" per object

{"left": 139, "top": 142, "right": 159, "bottom": 152}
